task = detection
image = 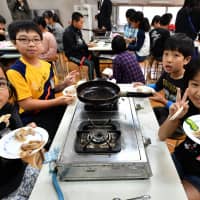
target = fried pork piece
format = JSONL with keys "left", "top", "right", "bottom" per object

{"left": 193, "top": 130, "right": 200, "bottom": 138}
{"left": 15, "top": 128, "right": 35, "bottom": 142}
{"left": 20, "top": 149, "right": 33, "bottom": 158}
{"left": 20, "top": 140, "right": 44, "bottom": 158}
{"left": 21, "top": 140, "right": 44, "bottom": 151}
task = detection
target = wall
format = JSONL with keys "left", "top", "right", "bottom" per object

{"left": 0, "top": 0, "right": 97, "bottom": 27}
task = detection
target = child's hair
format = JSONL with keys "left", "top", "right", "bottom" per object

{"left": 151, "top": 15, "right": 160, "bottom": 26}
{"left": 129, "top": 11, "right": 150, "bottom": 32}
{"left": 112, "top": 35, "right": 126, "bottom": 53}
{"left": 164, "top": 33, "right": 195, "bottom": 57}
{"left": 125, "top": 9, "right": 136, "bottom": 18}
{"left": 8, "top": 20, "right": 43, "bottom": 41}
{"left": 33, "top": 16, "right": 47, "bottom": 29}
{"left": 43, "top": 10, "right": 63, "bottom": 26}
{"left": 160, "top": 13, "right": 172, "bottom": 26}
{"left": 72, "top": 12, "right": 83, "bottom": 22}
{"left": 185, "top": 55, "right": 200, "bottom": 82}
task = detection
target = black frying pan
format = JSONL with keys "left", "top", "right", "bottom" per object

{"left": 76, "top": 80, "right": 120, "bottom": 105}
{"left": 76, "top": 79, "right": 154, "bottom": 105}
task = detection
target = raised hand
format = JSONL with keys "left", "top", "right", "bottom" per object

{"left": 63, "top": 70, "right": 79, "bottom": 86}
{"left": 168, "top": 88, "right": 189, "bottom": 120}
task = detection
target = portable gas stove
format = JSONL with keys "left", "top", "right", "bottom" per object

{"left": 57, "top": 97, "right": 152, "bottom": 180}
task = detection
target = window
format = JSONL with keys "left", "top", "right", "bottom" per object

{"left": 116, "top": 5, "right": 181, "bottom": 26}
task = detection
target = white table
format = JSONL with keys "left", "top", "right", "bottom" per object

{"left": 29, "top": 90, "right": 187, "bottom": 200}
{"left": 88, "top": 41, "right": 112, "bottom": 51}
{"left": 0, "top": 41, "right": 20, "bottom": 60}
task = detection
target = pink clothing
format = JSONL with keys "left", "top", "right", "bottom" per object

{"left": 39, "top": 31, "right": 57, "bottom": 61}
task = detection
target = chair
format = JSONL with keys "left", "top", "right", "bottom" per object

{"left": 54, "top": 52, "right": 89, "bottom": 82}
{"left": 146, "top": 56, "right": 163, "bottom": 83}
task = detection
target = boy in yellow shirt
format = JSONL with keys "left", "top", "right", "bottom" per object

{"left": 6, "top": 20, "right": 77, "bottom": 149}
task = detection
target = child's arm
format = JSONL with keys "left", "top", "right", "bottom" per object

{"left": 159, "top": 88, "right": 189, "bottom": 140}
{"left": 158, "top": 117, "right": 181, "bottom": 141}
{"left": 18, "top": 95, "right": 75, "bottom": 111}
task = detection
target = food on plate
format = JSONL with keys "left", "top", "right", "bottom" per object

{"left": 193, "top": 130, "right": 200, "bottom": 138}
{"left": 185, "top": 118, "right": 199, "bottom": 131}
{"left": 62, "top": 85, "right": 76, "bottom": 96}
{"left": 15, "top": 128, "right": 35, "bottom": 142}
{"left": 0, "top": 114, "right": 11, "bottom": 123}
{"left": 20, "top": 140, "right": 44, "bottom": 158}
{"left": 135, "top": 85, "right": 155, "bottom": 94}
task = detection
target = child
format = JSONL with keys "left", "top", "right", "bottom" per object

{"left": 6, "top": 20, "right": 77, "bottom": 149}
{"left": 127, "top": 11, "right": 150, "bottom": 62}
{"left": 111, "top": 35, "right": 145, "bottom": 84}
{"left": 42, "top": 10, "right": 64, "bottom": 52}
{"left": 0, "top": 15, "right": 6, "bottom": 41}
{"left": 158, "top": 56, "right": 200, "bottom": 200}
{"left": 33, "top": 16, "right": 58, "bottom": 62}
{"left": 148, "top": 33, "right": 195, "bottom": 125}
{"left": 0, "top": 66, "right": 39, "bottom": 199}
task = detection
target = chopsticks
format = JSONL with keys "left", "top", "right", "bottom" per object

{"left": 168, "top": 100, "right": 189, "bottom": 121}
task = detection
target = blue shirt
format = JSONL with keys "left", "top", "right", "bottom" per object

{"left": 124, "top": 24, "right": 138, "bottom": 38}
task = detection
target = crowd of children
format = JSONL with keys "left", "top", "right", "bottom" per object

{"left": 0, "top": 1, "right": 200, "bottom": 199}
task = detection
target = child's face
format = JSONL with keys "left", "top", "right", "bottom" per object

{"left": 0, "top": 68, "right": 9, "bottom": 109}
{"left": 14, "top": 30, "right": 43, "bottom": 59}
{"left": 162, "top": 50, "right": 191, "bottom": 75}
{"left": 188, "top": 71, "right": 200, "bottom": 109}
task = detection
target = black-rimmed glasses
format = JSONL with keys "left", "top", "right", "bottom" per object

{"left": 16, "top": 38, "right": 42, "bottom": 44}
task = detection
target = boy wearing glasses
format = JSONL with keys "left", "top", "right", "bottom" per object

{"left": 6, "top": 20, "right": 77, "bottom": 149}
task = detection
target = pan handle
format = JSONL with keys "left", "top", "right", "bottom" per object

{"left": 120, "top": 91, "right": 153, "bottom": 98}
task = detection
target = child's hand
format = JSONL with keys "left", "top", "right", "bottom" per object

{"left": 168, "top": 88, "right": 189, "bottom": 120}
{"left": 0, "top": 114, "right": 11, "bottom": 127}
{"left": 63, "top": 70, "right": 79, "bottom": 86}
{"left": 57, "top": 94, "right": 76, "bottom": 105}
{"left": 149, "top": 92, "right": 167, "bottom": 105}
{"left": 26, "top": 122, "right": 37, "bottom": 128}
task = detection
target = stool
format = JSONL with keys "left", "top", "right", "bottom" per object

{"left": 55, "top": 52, "right": 89, "bottom": 82}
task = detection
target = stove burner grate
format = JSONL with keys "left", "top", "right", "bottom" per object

{"left": 75, "top": 120, "right": 121, "bottom": 153}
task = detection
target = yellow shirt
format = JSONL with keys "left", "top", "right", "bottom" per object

{"left": 7, "top": 57, "right": 56, "bottom": 113}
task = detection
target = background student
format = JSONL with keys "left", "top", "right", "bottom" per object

{"left": 127, "top": 11, "right": 150, "bottom": 62}
{"left": 123, "top": 8, "right": 137, "bottom": 44}
{"left": 33, "top": 16, "right": 58, "bottom": 62}
{"left": 111, "top": 35, "right": 145, "bottom": 84}
{"left": 43, "top": 10, "right": 64, "bottom": 52}
{"left": 0, "top": 15, "right": 7, "bottom": 41}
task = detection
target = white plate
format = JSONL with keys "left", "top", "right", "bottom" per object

{"left": 0, "top": 127, "right": 48, "bottom": 159}
{"left": 62, "top": 85, "right": 76, "bottom": 96}
{"left": 134, "top": 85, "right": 155, "bottom": 94}
{"left": 183, "top": 115, "right": 200, "bottom": 144}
